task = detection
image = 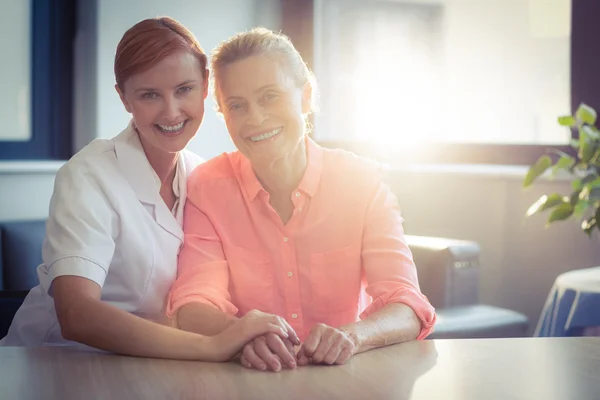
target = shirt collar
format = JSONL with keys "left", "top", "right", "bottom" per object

{"left": 239, "top": 136, "right": 324, "bottom": 201}
{"left": 114, "top": 121, "right": 158, "bottom": 205}
{"left": 297, "top": 137, "right": 323, "bottom": 198}
{"left": 114, "top": 120, "right": 184, "bottom": 239}
{"left": 239, "top": 154, "right": 264, "bottom": 201}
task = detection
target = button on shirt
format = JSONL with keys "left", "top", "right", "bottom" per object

{"left": 168, "top": 138, "right": 436, "bottom": 341}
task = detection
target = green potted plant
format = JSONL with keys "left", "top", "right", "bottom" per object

{"left": 524, "top": 103, "right": 600, "bottom": 236}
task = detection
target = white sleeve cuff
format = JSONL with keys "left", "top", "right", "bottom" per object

{"left": 44, "top": 256, "right": 108, "bottom": 296}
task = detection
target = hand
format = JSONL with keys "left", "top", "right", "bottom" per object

{"left": 209, "top": 310, "right": 300, "bottom": 362}
{"left": 240, "top": 333, "right": 297, "bottom": 372}
{"left": 297, "top": 323, "right": 358, "bottom": 366}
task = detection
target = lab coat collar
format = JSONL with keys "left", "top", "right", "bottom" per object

{"left": 113, "top": 122, "right": 183, "bottom": 241}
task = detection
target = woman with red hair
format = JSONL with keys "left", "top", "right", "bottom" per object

{"left": 0, "top": 17, "right": 298, "bottom": 360}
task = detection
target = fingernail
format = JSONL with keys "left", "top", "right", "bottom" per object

{"left": 259, "top": 364, "right": 267, "bottom": 371}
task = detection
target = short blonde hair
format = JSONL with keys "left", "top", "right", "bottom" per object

{"left": 210, "top": 27, "right": 319, "bottom": 114}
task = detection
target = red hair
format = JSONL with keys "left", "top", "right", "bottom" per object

{"left": 114, "top": 17, "right": 207, "bottom": 91}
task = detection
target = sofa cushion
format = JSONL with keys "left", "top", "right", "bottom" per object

{"left": 406, "top": 235, "right": 481, "bottom": 308}
{"left": 1, "top": 220, "right": 46, "bottom": 291}
{"left": 428, "top": 304, "right": 529, "bottom": 339}
{"left": 0, "top": 291, "right": 28, "bottom": 338}
{"left": 0, "top": 228, "right": 3, "bottom": 290}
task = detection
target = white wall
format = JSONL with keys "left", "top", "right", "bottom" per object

{"left": 0, "top": 0, "right": 30, "bottom": 141}
{"left": 0, "top": 165, "right": 59, "bottom": 221}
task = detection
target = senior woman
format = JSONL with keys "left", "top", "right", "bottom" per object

{"left": 168, "top": 28, "right": 436, "bottom": 372}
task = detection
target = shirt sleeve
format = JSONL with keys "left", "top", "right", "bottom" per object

{"left": 359, "top": 176, "right": 436, "bottom": 340}
{"left": 40, "top": 163, "right": 117, "bottom": 295}
{"left": 166, "top": 183, "right": 238, "bottom": 319}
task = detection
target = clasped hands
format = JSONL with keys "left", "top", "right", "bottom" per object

{"left": 239, "top": 321, "right": 358, "bottom": 372}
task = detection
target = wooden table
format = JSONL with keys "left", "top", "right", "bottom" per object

{"left": 1, "top": 337, "right": 599, "bottom": 400}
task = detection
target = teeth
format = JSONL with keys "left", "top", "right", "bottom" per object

{"left": 158, "top": 121, "right": 185, "bottom": 132}
{"left": 250, "top": 128, "right": 282, "bottom": 142}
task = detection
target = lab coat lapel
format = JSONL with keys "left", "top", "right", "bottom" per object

{"left": 113, "top": 123, "right": 183, "bottom": 241}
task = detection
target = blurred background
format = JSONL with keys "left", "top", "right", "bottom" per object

{"left": 1, "top": 0, "right": 599, "bottom": 335}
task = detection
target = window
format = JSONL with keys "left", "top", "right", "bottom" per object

{"left": 0, "top": 1, "right": 31, "bottom": 142}
{"left": 0, "top": 0, "right": 76, "bottom": 160}
{"left": 298, "top": 0, "right": 600, "bottom": 164}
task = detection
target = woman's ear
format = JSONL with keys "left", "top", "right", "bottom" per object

{"left": 301, "top": 81, "right": 312, "bottom": 115}
{"left": 115, "top": 84, "right": 132, "bottom": 113}
{"left": 203, "top": 69, "right": 210, "bottom": 100}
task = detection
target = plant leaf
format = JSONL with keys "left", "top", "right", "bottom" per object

{"left": 542, "top": 194, "right": 568, "bottom": 211}
{"left": 570, "top": 138, "right": 580, "bottom": 149}
{"left": 576, "top": 103, "right": 598, "bottom": 125}
{"left": 547, "top": 203, "right": 574, "bottom": 225}
{"left": 589, "top": 177, "right": 600, "bottom": 189}
{"left": 574, "top": 199, "right": 589, "bottom": 219}
{"left": 570, "top": 189, "right": 583, "bottom": 205}
{"left": 578, "top": 180, "right": 600, "bottom": 204}
{"left": 525, "top": 194, "right": 566, "bottom": 217}
{"left": 558, "top": 115, "right": 576, "bottom": 127}
{"left": 582, "top": 125, "right": 600, "bottom": 140}
{"left": 579, "top": 185, "right": 591, "bottom": 200}
{"left": 592, "top": 148, "right": 600, "bottom": 165}
{"left": 549, "top": 149, "right": 573, "bottom": 158}
{"left": 589, "top": 187, "right": 600, "bottom": 203}
{"left": 579, "top": 138, "right": 597, "bottom": 163}
{"left": 581, "top": 173, "right": 600, "bottom": 186}
{"left": 582, "top": 217, "right": 597, "bottom": 236}
{"left": 552, "top": 154, "right": 575, "bottom": 176}
{"left": 526, "top": 196, "right": 547, "bottom": 217}
{"left": 523, "top": 155, "right": 552, "bottom": 187}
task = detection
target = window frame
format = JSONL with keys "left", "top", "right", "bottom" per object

{"left": 0, "top": 0, "right": 76, "bottom": 160}
{"left": 281, "top": 0, "right": 599, "bottom": 165}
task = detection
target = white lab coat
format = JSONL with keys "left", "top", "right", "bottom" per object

{"left": 0, "top": 122, "right": 203, "bottom": 346}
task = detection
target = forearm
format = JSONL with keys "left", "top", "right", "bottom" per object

{"left": 61, "top": 297, "right": 215, "bottom": 360}
{"left": 341, "top": 303, "right": 421, "bottom": 354}
{"left": 175, "top": 302, "right": 238, "bottom": 336}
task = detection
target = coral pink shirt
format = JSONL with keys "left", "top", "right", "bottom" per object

{"left": 168, "top": 139, "right": 436, "bottom": 341}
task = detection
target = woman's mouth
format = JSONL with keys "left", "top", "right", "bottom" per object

{"left": 155, "top": 119, "right": 188, "bottom": 136}
{"left": 249, "top": 127, "right": 283, "bottom": 142}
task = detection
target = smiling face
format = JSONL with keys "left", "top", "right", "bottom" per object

{"left": 216, "top": 54, "right": 311, "bottom": 167}
{"left": 116, "top": 51, "right": 208, "bottom": 156}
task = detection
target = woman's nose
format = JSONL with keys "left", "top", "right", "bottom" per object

{"left": 162, "top": 96, "right": 181, "bottom": 120}
{"left": 247, "top": 103, "right": 267, "bottom": 126}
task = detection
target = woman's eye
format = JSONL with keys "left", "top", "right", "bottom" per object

{"left": 229, "top": 103, "right": 243, "bottom": 111}
{"left": 178, "top": 85, "right": 193, "bottom": 94}
{"left": 264, "top": 93, "right": 278, "bottom": 101}
{"left": 141, "top": 92, "right": 158, "bottom": 99}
